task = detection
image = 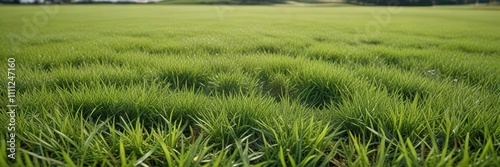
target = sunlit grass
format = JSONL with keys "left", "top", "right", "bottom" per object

{"left": 1, "top": 5, "right": 499, "bottom": 166}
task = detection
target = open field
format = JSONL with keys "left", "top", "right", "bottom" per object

{"left": 1, "top": 5, "right": 500, "bottom": 166}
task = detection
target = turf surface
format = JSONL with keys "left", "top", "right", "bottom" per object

{"left": 1, "top": 5, "right": 500, "bottom": 166}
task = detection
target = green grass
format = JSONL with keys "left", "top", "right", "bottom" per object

{"left": 1, "top": 5, "right": 500, "bottom": 166}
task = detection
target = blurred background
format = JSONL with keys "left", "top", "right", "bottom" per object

{"left": 1, "top": 0, "right": 497, "bottom": 7}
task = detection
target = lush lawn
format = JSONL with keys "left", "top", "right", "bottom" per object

{"left": 1, "top": 5, "right": 500, "bottom": 166}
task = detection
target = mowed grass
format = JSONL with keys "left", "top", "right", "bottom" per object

{"left": 1, "top": 5, "right": 500, "bottom": 166}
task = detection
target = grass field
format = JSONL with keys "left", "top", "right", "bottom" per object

{"left": 1, "top": 5, "right": 500, "bottom": 166}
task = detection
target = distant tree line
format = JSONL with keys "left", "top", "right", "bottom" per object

{"left": 4, "top": 0, "right": 70, "bottom": 4}
{"left": 211, "top": 0, "right": 497, "bottom": 5}
{"left": 2, "top": 0, "right": 497, "bottom": 5}
{"left": 346, "top": 0, "right": 494, "bottom": 6}
{"left": 208, "top": 0, "right": 285, "bottom": 4}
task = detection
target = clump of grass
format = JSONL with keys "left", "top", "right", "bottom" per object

{"left": 156, "top": 60, "right": 210, "bottom": 91}
{"left": 288, "top": 61, "right": 359, "bottom": 108}
{"left": 205, "top": 71, "right": 257, "bottom": 96}
{"left": 355, "top": 65, "right": 444, "bottom": 102}
{"left": 304, "top": 43, "right": 351, "bottom": 64}
{"left": 256, "top": 117, "right": 341, "bottom": 166}
{"left": 197, "top": 92, "right": 276, "bottom": 144}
